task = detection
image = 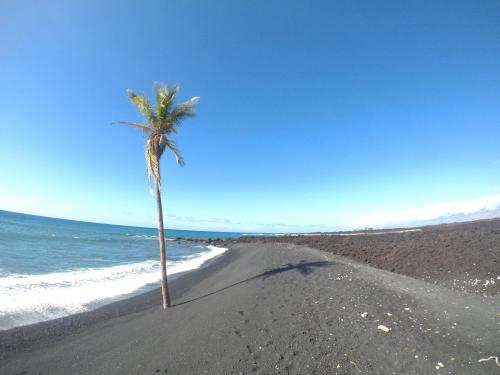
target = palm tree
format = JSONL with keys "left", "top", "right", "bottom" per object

{"left": 114, "top": 83, "right": 199, "bottom": 309}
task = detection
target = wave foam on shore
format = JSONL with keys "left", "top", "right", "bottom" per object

{"left": 0, "top": 245, "right": 227, "bottom": 330}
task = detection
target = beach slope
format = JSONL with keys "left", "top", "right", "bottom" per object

{"left": 1, "top": 243, "right": 499, "bottom": 374}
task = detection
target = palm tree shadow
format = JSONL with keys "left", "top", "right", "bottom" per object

{"left": 173, "top": 260, "right": 334, "bottom": 307}
{"left": 260, "top": 260, "right": 333, "bottom": 279}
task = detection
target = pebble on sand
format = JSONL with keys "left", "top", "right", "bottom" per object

{"left": 377, "top": 324, "right": 391, "bottom": 333}
{"left": 435, "top": 361, "right": 445, "bottom": 369}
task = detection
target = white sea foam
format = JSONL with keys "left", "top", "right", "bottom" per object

{"left": 0, "top": 245, "right": 227, "bottom": 330}
{"left": 131, "top": 234, "right": 158, "bottom": 240}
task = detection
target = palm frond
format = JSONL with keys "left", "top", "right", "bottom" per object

{"left": 154, "top": 84, "right": 179, "bottom": 122}
{"left": 127, "top": 89, "right": 157, "bottom": 125}
{"left": 164, "top": 96, "right": 200, "bottom": 133}
{"left": 111, "top": 121, "right": 152, "bottom": 132}
{"left": 159, "top": 137, "right": 185, "bottom": 166}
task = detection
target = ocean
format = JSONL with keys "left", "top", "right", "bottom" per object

{"left": 0, "top": 210, "right": 242, "bottom": 330}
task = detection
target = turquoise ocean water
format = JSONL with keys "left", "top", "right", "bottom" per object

{"left": 0, "top": 210, "right": 242, "bottom": 330}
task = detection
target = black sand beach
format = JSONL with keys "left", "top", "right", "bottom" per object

{"left": 1, "top": 237, "right": 499, "bottom": 374}
{"left": 225, "top": 218, "right": 500, "bottom": 296}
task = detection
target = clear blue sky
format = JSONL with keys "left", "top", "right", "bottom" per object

{"left": 1, "top": 0, "right": 500, "bottom": 232}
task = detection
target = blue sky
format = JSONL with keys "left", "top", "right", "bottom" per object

{"left": 1, "top": 0, "right": 500, "bottom": 232}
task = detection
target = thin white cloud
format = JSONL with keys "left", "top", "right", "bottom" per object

{"left": 163, "top": 213, "right": 343, "bottom": 233}
{"left": 352, "top": 194, "right": 500, "bottom": 228}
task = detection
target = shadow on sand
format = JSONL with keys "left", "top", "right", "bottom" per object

{"left": 173, "top": 260, "right": 335, "bottom": 307}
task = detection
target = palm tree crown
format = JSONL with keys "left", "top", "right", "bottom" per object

{"left": 114, "top": 84, "right": 199, "bottom": 189}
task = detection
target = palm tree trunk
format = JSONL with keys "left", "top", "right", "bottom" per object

{"left": 155, "top": 180, "right": 171, "bottom": 309}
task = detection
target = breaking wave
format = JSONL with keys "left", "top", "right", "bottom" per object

{"left": 0, "top": 245, "right": 227, "bottom": 330}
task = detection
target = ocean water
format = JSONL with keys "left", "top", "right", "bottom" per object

{"left": 0, "top": 210, "right": 242, "bottom": 330}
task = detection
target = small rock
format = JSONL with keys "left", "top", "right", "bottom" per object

{"left": 361, "top": 312, "right": 368, "bottom": 318}
{"left": 377, "top": 324, "right": 391, "bottom": 333}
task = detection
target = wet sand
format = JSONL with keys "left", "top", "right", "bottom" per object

{"left": 1, "top": 241, "right": 499, "bottom": 374}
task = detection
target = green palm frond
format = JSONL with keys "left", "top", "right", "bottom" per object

{"left": 165, "top": 96, "right": 200, "bottom": 133}
{"left": 127, "top": 89, "right": 157, "bottom": 125}
{"left": 161, "top": 137, "right": 185, "bottom": 166}
{"left": 154, "top": 84, "right": 179, "bottom": 122}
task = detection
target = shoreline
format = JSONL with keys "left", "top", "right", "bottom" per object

{"left": 0, "top": 245, "right": 232, "bottom": 357}
{"left": 1, "top": 242, "right": 499, "bottom": 374}
{"left": 0, "top": 241, "right": 228, "bottom": 332}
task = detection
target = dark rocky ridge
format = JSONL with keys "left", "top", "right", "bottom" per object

{"left": 213, "top": 218, "right": 500, "bottom": 295}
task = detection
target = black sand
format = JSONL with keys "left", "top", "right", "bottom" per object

{"left": 226, "top": 218, "right": 500, "bottom": 295}
{"left": 1, "top": 242, "right": 499, "bottom": 374}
